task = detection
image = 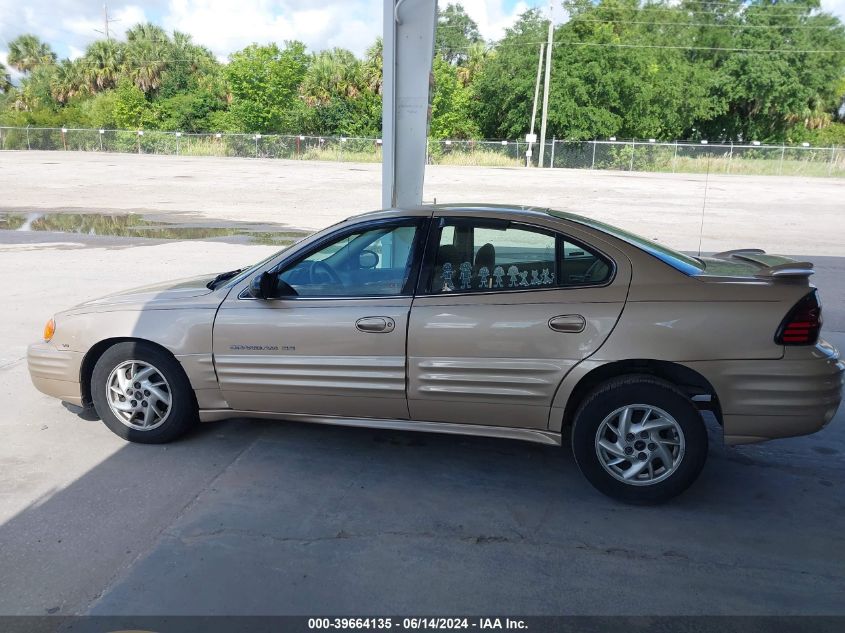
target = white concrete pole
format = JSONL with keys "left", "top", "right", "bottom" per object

{"left": 382, "top": 0, "right": 438, "bottom": 209}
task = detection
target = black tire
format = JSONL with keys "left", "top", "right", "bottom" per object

{"left": 91, "top": 341, "right": 198, "bottom": 444}
{"left": 571, "top": 375, "right": 708, "bottom": 504}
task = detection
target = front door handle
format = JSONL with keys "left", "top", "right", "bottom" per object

{"left": 548, "top": 314, "right": 586, "bottom": 333}
{"left": 356, "top": 317, "right": 396, "bottom": 333}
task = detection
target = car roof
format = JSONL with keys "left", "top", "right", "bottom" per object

{"left": 352, "top": 203, "right": 561, "bottom": 223}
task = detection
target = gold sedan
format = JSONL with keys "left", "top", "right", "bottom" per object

{"left": 28, "top": 204, "right": 844, "bottom": 503}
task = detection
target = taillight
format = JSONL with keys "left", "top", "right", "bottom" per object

{"left": 775, "top": 291, "right": 822, "bottom": 346}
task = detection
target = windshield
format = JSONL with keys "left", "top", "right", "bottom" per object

{"left": 549, "top": 211, "right": 705, "bottom": 276}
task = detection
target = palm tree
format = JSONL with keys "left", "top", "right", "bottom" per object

{"left": 7, "top": 34, "right": 56, "bottom": 73}
{"left": 170, "top": 30, "right": 215, "bottom": 72}
{"left": 0, "top": 61, "right": 11, "bottom": 93}
{"left": 50, "top": 59, "right": 87, "bottom": 104}
{"left": 125, "top": 22, "right": 169, "bottom": 45}
{"left": 363, "top": 38, "right": 383, "bottom": 95}
{"left": 82, "top": 39, "right": 124, "bottom": 91}
{"left": 123, "top": 23, "right": 169, "bottom": 93}
{"left": 457, "top": 41, "right": 490, "bottom": 87}
{"left": 301, "top": 48, "right": 363, "bottom": 106}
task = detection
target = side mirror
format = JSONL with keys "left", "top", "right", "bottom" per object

{"left": 248, "top": 272, "right": 274, "bottom": 299}
{"left": 359, "top": 249, "right": 379, "bottom": 269}
{"left": 248, "top": 272, "right": 297, "bottom": 299}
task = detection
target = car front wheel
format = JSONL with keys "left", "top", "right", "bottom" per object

{"left": 91, "top": 341, "right": 197, "bottom": 443}
{"left": 571, "top": 375, "right": 708, "bottom": 504}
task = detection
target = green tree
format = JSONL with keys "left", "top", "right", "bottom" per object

{"left": 113, "top": 78, "right": 149, "bottom": 128}
{"left": 471, "top": 9, "right": 547, "bottom": 138}
{"left": 82, "top": 39, "right": 125, "bottom": 92}
{"left": 123, "top": 23, "right": 170, "bottom": 93}
{"left": 0, "top": 62, "right": 11, "bottom": 93}
{"left": 300, "top": 48, "right": 363, "bottom": 105}
{"left": 362, "top": 38, "right": 383, "bottom": 96}
{"left": 158, "top": 31, "right": 217, "bottom": 97}
{"left": 80, "top": 89, "right": 120, "bottom": 128}
{"left": 430, "top": 57, "right": 480, "bottom": 139}
{"left": 436, "top": 3, "right": 482, "bottom": 65}
{"left": 7, "top": 34, "right": 56, "bottom": 73}
{"left": 50, "top": 59, "right": 88, "bottom": 104}
{"left": 297, "top": 47, "right": 380, "bottom": 136}
{"left": 17, "top": 64, "right": 58, "bottom": 111}
{"left": 225, "top": 41, "right": 308, "bottom": 132}
{"left": 700, "top": 3, "right": 845, "bottom": 141}
{"left": 545, "top": 0, "right": 721, "bottom": 140}
{"left": 457, "top": 41, "right": 491, "bottom": 86}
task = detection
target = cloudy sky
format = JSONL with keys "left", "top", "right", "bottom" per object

{"left": 0, "top": 0, "right": 531, "bottom": 71}
{"left": 1, "top": 0, "right": 844, "bottom": 78}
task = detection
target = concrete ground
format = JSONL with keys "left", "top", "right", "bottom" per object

{"left": 2, "top": 151, "right": 844, "bottom": 254}
{"left": 0, "top": 152, "right": 844, "bottom": 617}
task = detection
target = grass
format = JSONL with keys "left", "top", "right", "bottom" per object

{"left": 2, "top": 128, "right": 843, "bottom": 177}
{"left": 433, "top": 149, "right": 522, "bottom": 167}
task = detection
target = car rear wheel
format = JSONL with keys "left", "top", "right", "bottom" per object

{"left": 571, "top": 375, "right": 708, "bottom": 504}
{"left": 91, "top": 341, "right": 197, "bottom": 443}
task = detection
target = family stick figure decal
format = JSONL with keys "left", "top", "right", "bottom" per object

{"left": 440, "top": 259, "right": 555, "bottom": 292}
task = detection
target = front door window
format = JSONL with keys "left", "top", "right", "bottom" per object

{"left": 277, "top": 222, "right": 420, "bottom": 297}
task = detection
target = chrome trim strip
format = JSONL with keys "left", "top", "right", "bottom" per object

{"left": 198, "top": 409, "right": 562, "bottom": 445}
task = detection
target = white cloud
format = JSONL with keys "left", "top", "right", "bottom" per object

{"left": 457, "top": 0, "right": 532, "bottom": 42}
{"left": 161, "top": 0, "right": 384, "bottom": 59}
{"left": 62, "top": 4, "right": 149, "bottom": 40}
{"left": 160, "top": 0, "right": 533, "bottom": 60}
{"left": 821, "top": 0, "right": 845, "bottom": 20}
{"left": 0, "top": 0, "right": 162, "bottom": 59}
{"left": 0, "top": 0, "right": 842, "bottom": 68}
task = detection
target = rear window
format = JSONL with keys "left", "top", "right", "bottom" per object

{"left": 550, "top": 211, "right": 704, "bottom": 276}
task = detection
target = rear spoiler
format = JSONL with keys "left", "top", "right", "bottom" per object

{"left": 711, "top": 249, "right": 814, "bottom": 279}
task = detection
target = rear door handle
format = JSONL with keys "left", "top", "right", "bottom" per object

{"left": 548, "top": 315, "right": 586, "bottom": 333}
{"left": 356, "top": 317, "right": 396, "bottom": 333}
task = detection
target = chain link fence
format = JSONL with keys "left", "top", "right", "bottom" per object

{"left": 1, "top": 127, "right": 842, "bottom": 177}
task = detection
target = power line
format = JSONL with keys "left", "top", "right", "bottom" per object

{"left": 611, "top": 6, "right": 834, "bottom": 17}
{"left": 437, "top": 40, "right": 845, "bottom": 53}
{"left": 568, "top": 17, "right": 841, "bottom": 29}
{"left": 650, "top": 0, "right": 827, "bottom": 9}
{"left": 569, "top": 41, "right": 844, "bottom": 52}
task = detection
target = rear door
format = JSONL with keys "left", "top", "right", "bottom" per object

{"left": 407, "top": 215, "right": 631, "bottom": 429}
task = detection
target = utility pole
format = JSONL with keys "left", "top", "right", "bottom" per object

{"left": 94, "top": 4, "right": 119, "bottom": 40}
{"left": 538, "top": 3, "right": 554, "bottom": 168}
{"left": 527, "top": 43, "right": 544, "bottom": 167}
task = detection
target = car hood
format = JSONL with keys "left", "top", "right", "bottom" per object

{"left": 69, "top": 274, "right": 218, "bottom": 311}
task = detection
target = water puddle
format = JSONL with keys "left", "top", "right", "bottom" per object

{"left": 0, "top": 212, "right": 309, "bottom": 246}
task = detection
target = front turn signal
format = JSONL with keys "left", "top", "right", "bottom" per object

{"left": 43, "top": 318, "right": 56, "bottom": 342}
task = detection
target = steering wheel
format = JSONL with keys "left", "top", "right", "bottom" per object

{"left": 308, "top": 260, "right": 343, "bottom": 286}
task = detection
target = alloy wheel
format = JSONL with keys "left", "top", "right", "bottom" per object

{"left": 106, "top": 360, "right": 172, "bottom": 431}
{"left": 594, "top": 404, "right": 686, "bottom": 486}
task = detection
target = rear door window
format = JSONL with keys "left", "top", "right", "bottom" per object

{"left": 425, "top": 219, "right": 612, "bottom": 294}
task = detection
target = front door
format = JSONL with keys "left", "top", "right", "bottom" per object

{"left": 213, "top": 218, "right": 425, "bottom": 419}
{"left": 407, "top": 215, "right": 631, "bottom": 429}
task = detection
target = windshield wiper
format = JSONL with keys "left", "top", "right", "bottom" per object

{"left": 207, "top": 269, "right": 243, "bottom": 290}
